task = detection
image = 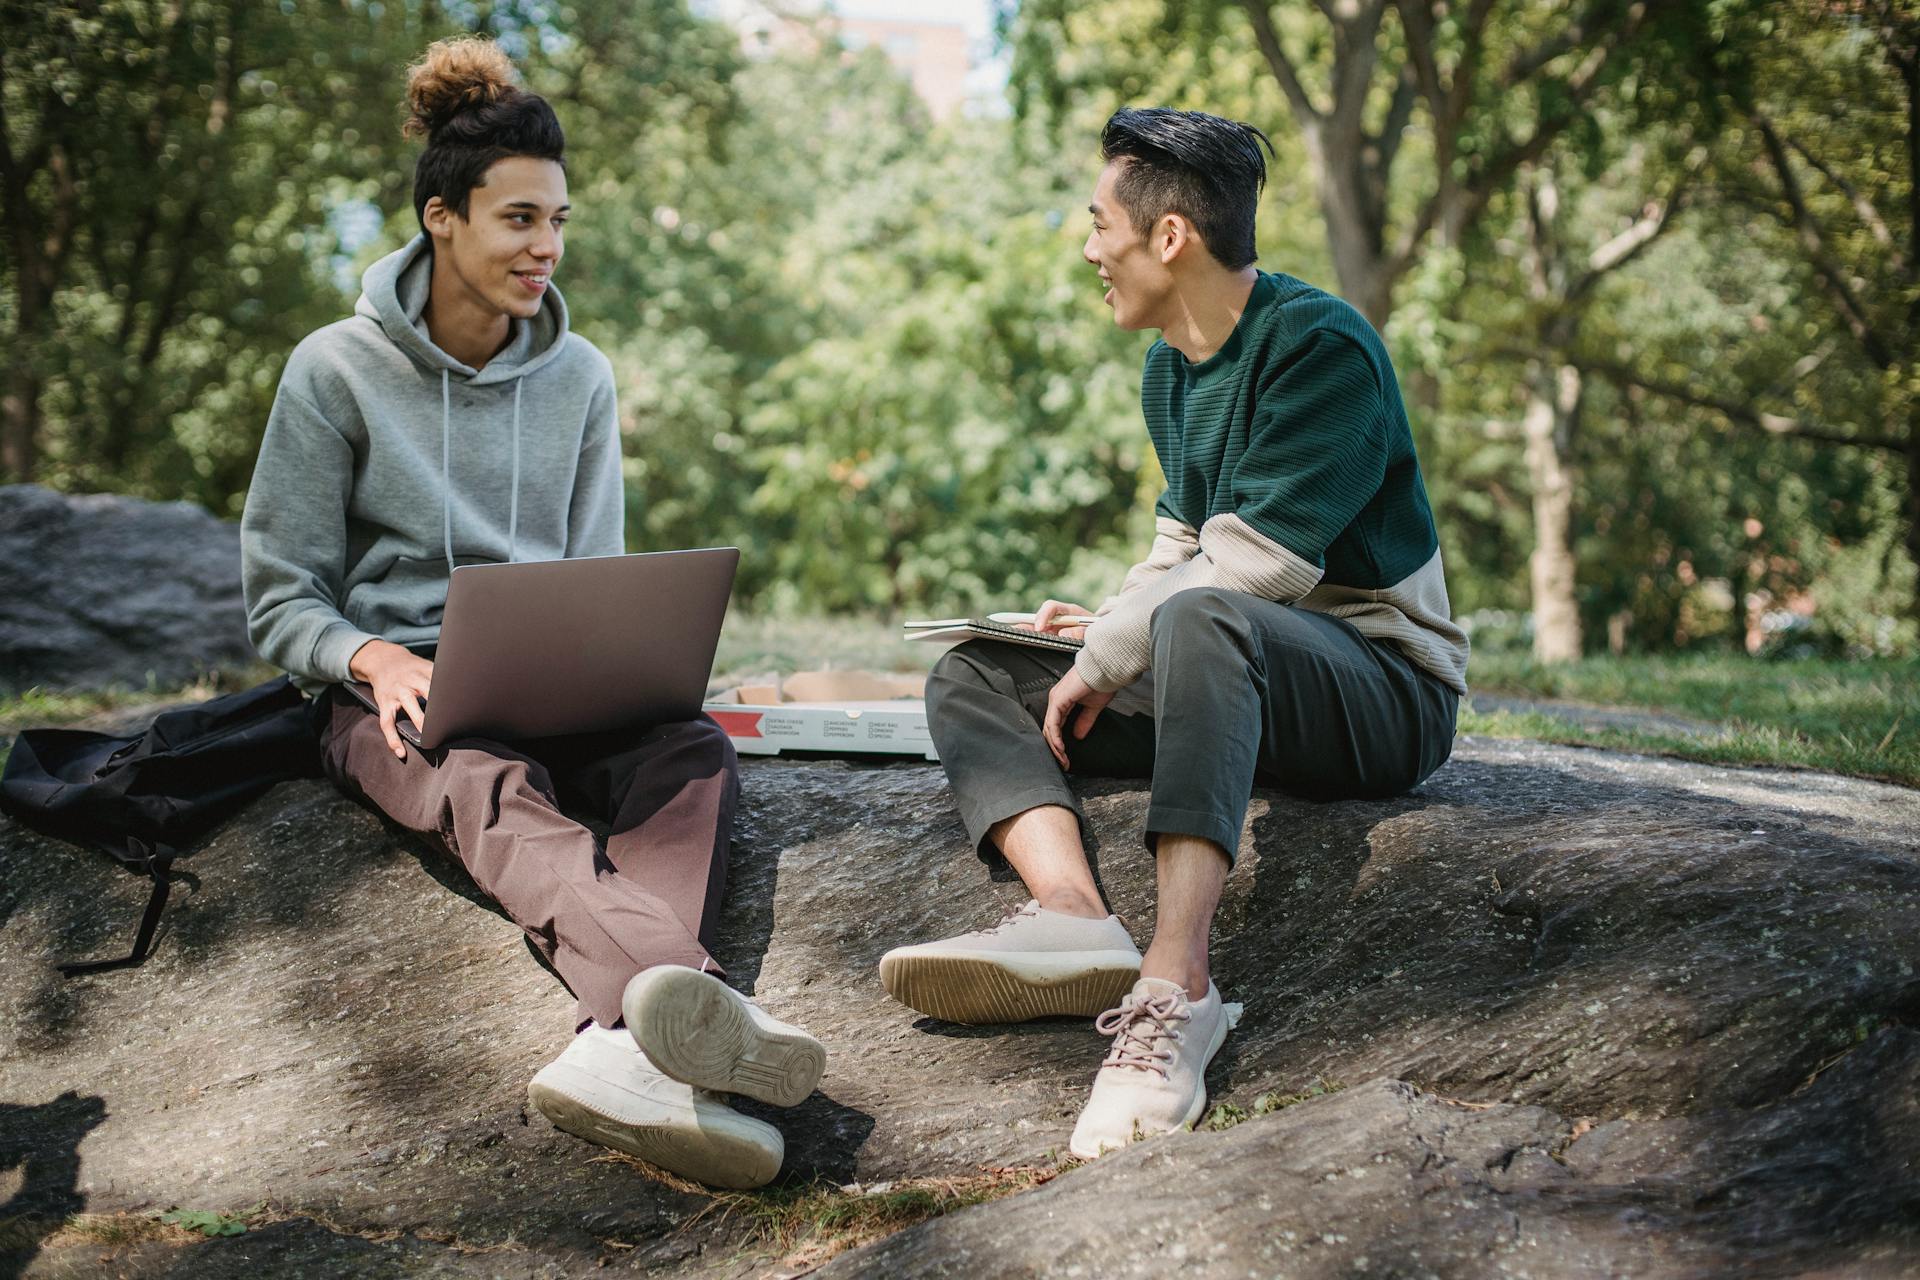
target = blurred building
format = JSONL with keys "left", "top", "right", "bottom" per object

{"left": 708, "top": 1, "right": 975, "bottom": 120}
{"left": 834, "top": 17, "right": 970, "bottom": 119}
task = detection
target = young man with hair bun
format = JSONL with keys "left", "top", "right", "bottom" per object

{"left": 881, "top": 107, "right": 1468, "bottom": 1158}
{"left": 241, "top": 36, "right": 822, "bottom": 1190}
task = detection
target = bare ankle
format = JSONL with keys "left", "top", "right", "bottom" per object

{"left": 1139, "top": 954, "right": 1209, "bottom": 996}
{"left": 1035, "top": 890, "right": 1107, "bottom": 920}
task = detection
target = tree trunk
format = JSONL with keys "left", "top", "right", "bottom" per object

{"left": 1524, "top": 362, "right": 1583, "bottom": 662}
{"left": 1, "top": 350, "right": 39, "bottom": 481}
{"left": 3, "top": 268, "right": 54, "bottom": 480}
{"left": 2, "top": 185, "right": 43, "bottom": 480}
{"left": 1298, "top": 123, "right": 1394, "bottom": 330}
{"left": 1908, "top": 424, "right": 1920, "bottom": 619}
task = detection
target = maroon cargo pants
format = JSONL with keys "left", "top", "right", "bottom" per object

{"left": 319, "top": 690, "right": 739, "bottom": 1027}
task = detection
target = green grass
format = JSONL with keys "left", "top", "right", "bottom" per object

{"left": 713, "top": 1170, "right": 1055, "bottom": 1268}
{"left": 0, "top": 1204, "right": 270, "bottom": 1253}
{"left": 711, "top": 619, "right": 1920, "bottom": 787}
{"left": 1464, "top": 651, "right": 1920, "bottom": 787}
{"left": 158, "top": 1206, "right": 256, "bottom": 1237}
{"left": 0, "top": 683, "right": 209, "bottom": 729}
{"left": 4, "top": 628, "right": 1913, "bottom": 788}
{"left": 712, "top": 611, "right": 930, "bottom": 685}
{"left": 595, "top": 1155, "right": 1057, "bottom": 1269}
{"left": 0, "top": 667, "right": 277, "bottom": 773}
{"left": 1202, "top": 1077, "right": 1345, "bottom": 1131}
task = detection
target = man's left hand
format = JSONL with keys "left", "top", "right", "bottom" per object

{"left": 1043, "top": 665, "right": 1116, "bottom": 769}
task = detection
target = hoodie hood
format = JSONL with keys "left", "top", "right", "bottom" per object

{"left": 353, "top": 234, "right": 571, "bottom": 386}
{"left": 241, "top": 237, "right": 624, "bottom": 696}
{"left": 349, "top": 234, "right": 576, "bottom": 576}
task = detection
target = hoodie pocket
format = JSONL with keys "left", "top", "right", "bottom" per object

{"left": 343, "top": 555, "right": 457, "bottom": 633}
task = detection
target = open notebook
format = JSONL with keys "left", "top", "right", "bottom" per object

{"left": 902, "top": 612, "right": 1091, "bottom": 652}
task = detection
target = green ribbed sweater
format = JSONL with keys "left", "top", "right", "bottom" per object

{"left": 1075, "top": 271, "right": 1469, "bottom": 695}
{"left": 1145, "top": 272, "right": 1436, "bottom": 585}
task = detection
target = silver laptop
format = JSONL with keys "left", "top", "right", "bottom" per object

{"left": 348, "top": 547, "right": 738, "bottom": 750}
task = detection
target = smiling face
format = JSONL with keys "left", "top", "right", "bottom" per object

{"left": 422, "top": 155, "right": 569, "bottom": 321}
{"left": 1083, "top": 160, "right": 1174, "bottom": 332}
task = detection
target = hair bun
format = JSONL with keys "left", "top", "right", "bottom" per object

{"left": 403, "top": 36, "right": 519, "bottom": 139}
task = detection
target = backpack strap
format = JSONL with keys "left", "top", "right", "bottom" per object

{"left": 57, "top": 839, "right": 176, "bottom": 977}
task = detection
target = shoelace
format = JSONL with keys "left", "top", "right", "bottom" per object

{"left": 981, "top": 900, "right": 1045, "bottom": 935}
{"left": 1095, "top": 991, "right": 1191, "bottom": 1079}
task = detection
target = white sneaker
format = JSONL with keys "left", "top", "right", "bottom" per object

{"left": 528, "top": 1024, "right": 783, "bottom": 1189}
{"left": 622, "top": 965, "right": 826, "bottom": 1108}
{"left": 1068, "top": 978, "right": 1233, "bottom": 1160}
{"left": 879, "top": 899, "right": 1143, "bottom": 1024}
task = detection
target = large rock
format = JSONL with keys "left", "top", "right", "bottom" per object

{"left": 0, "top": 486, "right": 254, "bottom": 694}
{"left": 830, "top": 1034, "right": 1920, "bottom": 1278}
{"left": 0, "top": 733, "right": 1916, "bottom": 1276}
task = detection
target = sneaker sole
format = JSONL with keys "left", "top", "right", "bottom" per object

{"left": 624, "top": 967, "right": 826, "bottom": 1108}
{"left": 528, "top": 1069, "right": 782, "bottom": 1190}
{"left": 879, "top": 949, "right": 1142, "bottom": 1024}
{"left": 1066, "top": 999, "right": 1233, "bottom": 1160}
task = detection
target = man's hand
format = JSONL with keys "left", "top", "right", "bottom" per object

{"left": 348, "top": 639, "right": 434, "bottom": 760}
{"left": 1042, "top": 664, "right": 1115, "bottom": 769}
{"left": 1029, "top": 598, "right": 1097, "bottom": 641}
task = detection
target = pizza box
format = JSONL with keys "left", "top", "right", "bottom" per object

{"left": 703, "top": 670, "right": 937, "bottom": 760}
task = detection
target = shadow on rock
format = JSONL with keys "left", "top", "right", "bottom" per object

{"left": 821, "top": 1028, "right": 1920, "bottom": 1278}
{"left": 3, "top": 784, "right": 378, "bottom": 1063}
{"left": 0, "top": 1092, "right": 107, "bottom": 1280}
{"left": 1204, "top": 751, "right": 1920, "bottom": 1123}
{"left": 732, "top": 1091, "right": 876, "bottom": 1186}
{"left": 730, "top": 739, "right": 1920, "bottom": 1197}
{"left": 1557, "top": 1023, "right": 1920, "bottom": 1271}
{"left": 4, "top": 733, "right": 1918, "bottom": 1276}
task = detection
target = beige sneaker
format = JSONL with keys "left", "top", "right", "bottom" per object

{"left": 528, "top": 1024, "right": 783, "bottom": 1189}
{"left": 879, "top": 899, "right": 1143, "bottom": 1024}
{"left": 622, "top": 965, "right": 826, "bottom": 1108}
{"left": 1067, "top": 978, "right": 1234, "bottom": 1160}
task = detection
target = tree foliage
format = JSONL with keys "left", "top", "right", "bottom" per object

{"left": 1011, "top": 0, "right": 1916, "bottom": 653}
{"left": 2, "top": 0, "right": 1913, "bottom": 655}
{"left": 1, "top": 0, "right": 449, "bottom": 507}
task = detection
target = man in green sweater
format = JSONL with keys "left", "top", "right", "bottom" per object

{"left": 879, "top": 107, "right": 1468, "bottom": 1157}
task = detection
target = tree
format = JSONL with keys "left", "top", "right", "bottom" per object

{"left": 596, "top": 46, "right": 1154, "bottom": 611}
{"left": 1512, "top": 159, "right": 1686, "bottom": 659}
{"left": 0, "top": 1, "right": 451, "bottom": 502}
{"left": 1007, "top": 0, "right": 1733, "bottom": 658}
{"left": 1010, "top": 0, "right": 1702, "bottom": 329}
{"left": 1576, "top": 0, "right": 1918, "bottom": 614}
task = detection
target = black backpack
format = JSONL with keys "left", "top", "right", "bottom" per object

{"left": 0, "top": 677, "right": 325, "bottom": 974}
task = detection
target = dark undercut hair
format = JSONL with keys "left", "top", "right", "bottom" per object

{"left": 403, "top": 36, "right": 566, "bottom": 229}
{"left": 1100, "top": 107, "right": 1273, "bottom": 270}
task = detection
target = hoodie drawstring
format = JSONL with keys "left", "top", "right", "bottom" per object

{"left": 439, "top": 368, "right": 526, "bottom": 573}
{"left": 508, "top": 376, "right": 522, "bottom": 564}
{"left": 441, "top": 370, "right": 454, "bottom": 575}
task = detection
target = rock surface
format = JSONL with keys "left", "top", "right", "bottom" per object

{"left": 833, "top": 1036, "right": 1920, "bottom": 1280}
{"left": 0, "top": 486, "right": 254, "bottom": 694}
{"left": 2, "top": 732, "right": 1917, "bottom": 1276}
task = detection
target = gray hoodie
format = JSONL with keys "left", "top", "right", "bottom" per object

{"left": 241, "top": 235, "right": 622, "bottom": 694}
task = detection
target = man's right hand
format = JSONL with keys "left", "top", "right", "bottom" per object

{"left": 1029, "top": 599, "right": 1097, "bottom": 641}
{"left": 348, "top": 639, "right": 434, "bottom": 760}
